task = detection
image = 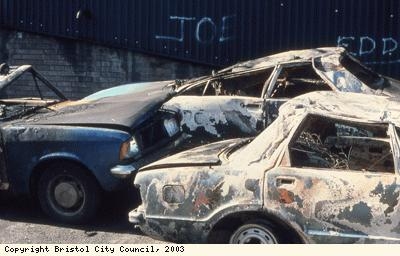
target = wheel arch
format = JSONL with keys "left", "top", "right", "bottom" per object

{"left": 30, "top": 155, "right": 102, "bottom": 196}
{"left": 207, "top": 210, "right": 306, "bottom": 243}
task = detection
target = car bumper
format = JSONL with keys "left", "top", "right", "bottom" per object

{"left": 128, "top": 206, "right": 166, "bottom": 241}
{"left": 128, "top": 205, "right": 210, "bottom": 243}
{"left": 110, "top": 164, "right": 136, "bottom": 178}
{"left": 129, "top": 206, "right": 145, "bottom": 225}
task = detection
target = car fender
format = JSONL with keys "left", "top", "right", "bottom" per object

{"left": 3, "top": 125, "right": 130, "bottom": 194}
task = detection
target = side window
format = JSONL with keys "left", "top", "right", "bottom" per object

{"left": 213, "top": 69, "right": 273, "bottom": 97}
{"left": 269, "top": 64, "right": 332, "bottom": 98}
{"left": 289, "top": 115, "right": 394, "bottom": 173}
{"left": 182, "top": 68, "right": 274, "bottom": 97}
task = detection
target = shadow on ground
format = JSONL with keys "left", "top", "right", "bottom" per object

{"left": 0, "top": 187, "right": 143, "bottom": 235}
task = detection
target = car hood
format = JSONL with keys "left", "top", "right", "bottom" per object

{"left": 18, "top": 81, "right": 174, "bottom": 130}
{"left": 139, "top": 138, "right": 244, "bottom": 171}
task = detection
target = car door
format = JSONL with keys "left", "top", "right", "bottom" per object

{"left": 166, "top": 69, "right": 274, "bottom": 139}
{"left": 165, "top": 95, "right": 265, "bottom": 139}
{"left": 265, "top": 114, "right": 400, "bottom": 243}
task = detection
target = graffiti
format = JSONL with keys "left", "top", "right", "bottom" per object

{"left": 155, "top": 16, "right": 196, "bottom": 42}
{"left": 155, "top": 15, "right": 236, "bottom": 44}
{"left": 337, "top": 36, "right": 400, "bottom": 64}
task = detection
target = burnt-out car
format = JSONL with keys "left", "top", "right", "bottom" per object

{"left": 130, "top": 91, "right": 400, "bottom": 243}
{"left": 0, "top": 64, "right": 181, "bottom": 223}
{"left": 164, "top": 47, "right": 400, "bottom": 140}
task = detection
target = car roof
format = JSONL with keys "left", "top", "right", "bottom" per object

{"left": 235, "top": 91, "right": 400, "bottom": 169}
{"left": 177, "top": 47, "right": 345, "bottom": 93}
{"left": 279, "top": 91, "right": 400, "bottom": 126}
{"left": 218, "top": 47, "right": 345, "bottom": 73}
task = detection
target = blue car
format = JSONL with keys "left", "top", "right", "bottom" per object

{"left": 0, "top": 64, "right": 181, "bottom": 223}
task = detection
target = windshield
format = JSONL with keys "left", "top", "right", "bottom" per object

{"left": 314, "top": 53, "right": 385, "bottom": 92}
{"left": 340, "top": 54, "right": 384, "bottom": 89}
{"left": 84, "top": 81, "right": 174, "bottom": 101}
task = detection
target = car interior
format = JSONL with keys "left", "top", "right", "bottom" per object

{"left": 269, "top": 63, "right": 332, "bottom": 98}
{"left": 289, "top": 115, "right": 394, "bottom": 173}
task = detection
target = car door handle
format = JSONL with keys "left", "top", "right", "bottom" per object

{"left": 275, "top": 177, "right": 296, "bottom": 187}
{"left": 240, "top": 102, "right": 263, "bottom": 109}
{"left": 244, "top": 103, "right": 262, "bottom": 108}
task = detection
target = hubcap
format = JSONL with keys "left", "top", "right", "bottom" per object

{"left": 53, "top": 181, "right": 81, "bottom": 209}
{"left": 232, "top": 226, "right": 278, "bottom": 244}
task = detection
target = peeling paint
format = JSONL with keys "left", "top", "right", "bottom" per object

{"left": 278, "top": 188, "right": 295, "bottom": 204}
{"left": 130, "top": 50, "right": 400, "bottom": 243}
{"left": 337, "top": 202, "right": 373, "bottom": 227}
{"left": 370, "top": 181, "right": 400, "bottom": 217}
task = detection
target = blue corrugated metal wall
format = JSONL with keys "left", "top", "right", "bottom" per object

{"left": 1, "top": 0, "right": 399, "bottom": 77}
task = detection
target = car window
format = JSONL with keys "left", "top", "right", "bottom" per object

{"left": 84, "top": 81, "right": 174, "bottom": 101}
{"left": 314, "top": 54, "right": 384, "bottom": 92}
{"left": 340, "top": 55, "right": 383, "bottom": 86}
{"left": 181, "top": 68, "right": 273, "bottom": 97}
{"left": 340, "top": 54, "right": 384, "bottom": 90}
{"left": 289, "top": 115, "right": 394, "bottom": 173}
{"left": 269, "top": 63, "right": 332, "bottom": 98}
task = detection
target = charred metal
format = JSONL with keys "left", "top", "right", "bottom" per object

{"left": 131, "top": 91, "right": 400, "bottom": 244}
{"left": 163, "top": 47, "right": 400, "bottom": 144}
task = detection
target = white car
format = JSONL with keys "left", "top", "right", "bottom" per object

{"left": 130, "top": 91, "right": 400, "bottom": 244}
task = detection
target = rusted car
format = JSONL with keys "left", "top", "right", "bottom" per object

{"left": 165, "top": 47, "right": 400, "bottom": 140}
{"left": 130, "top": 91, "right": 400, "bottom": 243}
{"left": 0, "top": 64, "right": 181, "bottom": 223}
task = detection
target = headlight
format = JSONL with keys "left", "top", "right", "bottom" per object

{"left": 163, "top": 118, "right": 180, "bottom": 137}
{"left": 120, "top": 137, "right": 140, "bottom": 160}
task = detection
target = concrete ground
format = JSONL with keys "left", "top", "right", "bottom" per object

{"left": 0, "top": 190, "right": 165, "bottom": 244}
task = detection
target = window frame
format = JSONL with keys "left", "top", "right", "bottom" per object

{"left": 285, "top": 114, "right": 396, "bottom": 174}
{"left": 265, "top": 62, "right": 336, "bottom": 99}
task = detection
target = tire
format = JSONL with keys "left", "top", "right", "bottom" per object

{"left": 37, "top": 162, "right": 101, "bottom": 224}
{"left": 229, "top": 220, "right": 279, "bottom": 244}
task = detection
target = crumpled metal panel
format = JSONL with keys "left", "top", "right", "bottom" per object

{"left": 132, "top": 91, "right": 400, "bottom": 243}
{"left": 163, "top": 96, "right": 262, "bottom": 139}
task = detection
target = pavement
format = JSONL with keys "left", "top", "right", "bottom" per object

{"left": 0, "top": 190, "right": 165, "bottom": 244}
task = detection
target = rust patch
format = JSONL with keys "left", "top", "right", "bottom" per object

{"left": 278, "top": 188, "right": 295, "bottom": 204}
{"left": 192, "top": 181, "right": 224, "bottom": 212}
{"left": 193, "top": 191, "right": 210, "bottom": 211}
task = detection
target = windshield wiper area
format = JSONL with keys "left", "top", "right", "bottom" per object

{"left": 0, "top": 102, "right": 57, "bottom": 121}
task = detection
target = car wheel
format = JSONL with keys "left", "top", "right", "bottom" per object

{"left": 37, "top": 162, "right": 101, "bottom": 224}
{"left": 229, "top": 220, "right": 279, "bottom": 244}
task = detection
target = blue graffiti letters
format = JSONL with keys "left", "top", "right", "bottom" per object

{"left": 382, "top": 38, "right": 398, "bottom": 56}
{"left": 338, "top": 35, "right": 399, "bottom": 56}
{"left": 155, "top": 16, "right": 196, "bottom": 42}
{"left": 156, "top": 15, "right": 236, "bottom": 44}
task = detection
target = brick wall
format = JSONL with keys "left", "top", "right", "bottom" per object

{"left": 0, "top": 29, "right": 212, "bottom": 99}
